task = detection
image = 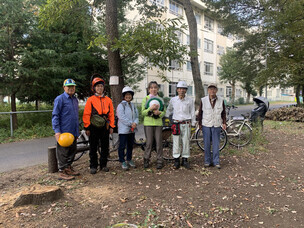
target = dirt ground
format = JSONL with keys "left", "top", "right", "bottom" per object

{"left": 0, "top": 121, "right": 303, "bottom": 228}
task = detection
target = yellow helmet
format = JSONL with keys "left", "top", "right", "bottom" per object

{"left": 58, "top": 133, "right": 75, "bottom": 147}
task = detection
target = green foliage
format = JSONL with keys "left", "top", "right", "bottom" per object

{"left": 237, "top": 97, "right": 245, "bottom": 105}
{"left": 91, "top": 17, "right": 188, "bottom": 73}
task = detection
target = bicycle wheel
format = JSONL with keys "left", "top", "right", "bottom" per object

{"left": 227, "top": 121, "right": 252, "bottom": 147}
{"left": 74, "top": 131, "right": 89, "bottom": 161}
{"left": 195, "top": 128, "right": 227, "bottom": 151}
{"left": 108, "top": 133, "right": 119, "bottom": 161}
{"left": 162, "top": 128, "right": 174, "bottom": 161}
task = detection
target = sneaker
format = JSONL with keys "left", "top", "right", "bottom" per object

{"left": 90, "top": 168, "right": 97, "bottom": 174}
{"left": 215, "top": 164, "right": 221, "bottom": 169}
{"left": 127, "top": 160, "right": 136, "bottom": 168}
{"left": 101, "top": 167, "right": 109, "bottom": 172}
{"left": 156, "top": 163, "right": 163, "bottom": 169}
{"left": 174, "top": 158, "right": 180, "bottom": 169}
{"left": 121, "top": 162, "right": 129, "bottom": 171}
{"left": 58, "top": 171, "right": 75, "bottom": 181}
{"left": 204, "top": 163, "right": 210, "bottom": 168}
{"left": 144, "top": 159, "right": 149, "bottom": 169}
{"left": 181, "top": 158, "right": 190, "bottom": 169}
{"left": 65, "top": 167, "right": 80, "bottom": 176}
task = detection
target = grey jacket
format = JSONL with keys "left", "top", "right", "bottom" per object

{"left": 117, "top": 100, "right": 139, "bottom": 134}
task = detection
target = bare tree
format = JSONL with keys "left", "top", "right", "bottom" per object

{"left": 180, "top": 0, "right": 204, "bottom": 108}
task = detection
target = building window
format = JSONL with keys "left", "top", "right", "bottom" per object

{"left": 217, "top": 66, "right": 222, "bottom": 75}
{"left": 149, "top": 0, "right": 164, "bottom": 7}
{"left": 169, "top": 1, "right": 183, "bottom": 16}
{"left": 218, "top": 88, "right": 224, "bottom": 97}
{"left": 204, "top": 16, "right": 214, "bottom": 31}
{"left": 217, "top": 23, "right": 224, "bottom": 34}
{"left": 236, "top": 89, "right": 242, "bottom": 97}
{"left": 175, "top": 31, "right": 183, "bottom": 43}
{"left": 226, "top": 86, "right": 232, "bottom": 97}
{"left": 197, "top": 38, "right": 201, "bottom": 49}
{"left": 187, "top": 86, "right": 193, "bottom": 96}
{"left": 204, "top": 39, "right": 213, "bottom": 53}
{"left": 203, "top": 84, "right": 208, "bottom": 95}
{"left": 169, "top": 82, "right": 178, "bottom": 97}
{"left": 186, "top": 61, "right": 192, "bottom": 71}
{"left": 217, "top": 45, "right": 225, "bottom": 55}
{"left": 169, "top": 60, "right": 181, "bottom": 70}
{"left": 204, "top": 61, "right": 213, "bottom": 76}
{"left": 195, "top": 13, "right": 201, "bottom": 25}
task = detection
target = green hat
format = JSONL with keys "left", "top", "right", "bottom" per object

{"left": 63, "top": 79, "right": 76, "bottom": 86}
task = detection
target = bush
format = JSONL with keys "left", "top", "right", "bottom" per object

{"left": 238, "top": 97, "right": 245, "bottom": 105}
{"left": 0, "top": 103, "right": 83, "bottom": 143}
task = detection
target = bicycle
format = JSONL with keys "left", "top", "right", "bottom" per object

{"left": 225, "top": 105, "right": 253, "bottom": 147}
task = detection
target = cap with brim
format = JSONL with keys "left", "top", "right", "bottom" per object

{"left": 63, "top": 79, "right": 76, "bottom": 86}
{"left": 207, "top": 83, "right": 217, "bottom": 89}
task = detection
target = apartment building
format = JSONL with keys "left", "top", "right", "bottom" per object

{"left": 128, "top": 0, "right": 294, "bottom": 104}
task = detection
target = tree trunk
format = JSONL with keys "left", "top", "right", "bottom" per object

{"left": 35, "top": 100, "right": 39, "bottom": 110}
{"left": 11, "top": 93, "right": 18, "bottom": 130}
{"left": 246, "top": 91, "right": 250, "bottom": 104}
{"left": 181, "top": 0, "right": 204, "bottom": 109}
{"left": 295, "top": 85, "right": 300, "bottom": 107}
{"left": 105, "top": 0, "right": 124, "bottom": 110}
{"left": 231, "top": 81, "right": 236, "bottom": 104}
{"left": 0, "top": 89, "right": 4, "bottom": 104}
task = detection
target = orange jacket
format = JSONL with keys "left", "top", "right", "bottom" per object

{"left": 83, "top": 95, "right": 115, "bottom": 129}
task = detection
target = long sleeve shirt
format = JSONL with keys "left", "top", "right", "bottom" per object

{"left": 198, "top": 96, "right": 226, "bottom": 127}
{"left": 52, "top": 92, "right": 79, "bottom": 137}
{"left": 166, "top": 96, "right": 196, "bottom": 126}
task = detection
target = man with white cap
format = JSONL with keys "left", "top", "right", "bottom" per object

{"left": 166, "top": 81, "right": 196, "bottom": 169}
{"left": 198, "top": 83, "right": 226, "bottom": 169}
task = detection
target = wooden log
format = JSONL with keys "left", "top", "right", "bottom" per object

{"left": 48, "top": 146, "right": 58, "bottom": 173}
{"left": 13, "top": 184, "right": 63, "bottom": 207}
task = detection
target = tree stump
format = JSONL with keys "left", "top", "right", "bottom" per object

{"left": 13, "top": 184, "right": 63, "bottom": 207}
{"left": 48, "top": 146, "right": 58, "bottom": 173}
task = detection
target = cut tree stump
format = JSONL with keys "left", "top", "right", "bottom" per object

{"left": 13, "top": 184, "right": 63, "bottom": 207}
{"left": 48, "top": 146, "right": 58, "bottom": 173}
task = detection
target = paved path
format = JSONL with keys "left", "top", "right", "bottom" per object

{"left": 0, "top": 103, "right": 295, "bottom": 173}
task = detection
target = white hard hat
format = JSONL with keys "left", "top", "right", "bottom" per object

{"left": 177, "top": 81, "right": 188, "bottom": 88}
{"left": 122, "top": 86, "right": 134, "bottom": 96}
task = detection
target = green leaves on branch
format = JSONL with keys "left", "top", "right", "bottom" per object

{"left": 91, "top": 18, "right": 188, "bottom": 72}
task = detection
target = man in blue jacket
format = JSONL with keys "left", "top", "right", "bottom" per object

{"left": 52, "top": 79, "right": 80, "bottom": 180}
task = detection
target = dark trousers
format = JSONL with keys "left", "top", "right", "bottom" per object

{"left": 56, "top": 139, "right": 77, "bottom": 171}
{"left": 118, "top": 133, "right": 135, "bottom": 163}
{"left": 89, "top": 126, "right": 109, "bottom": 169}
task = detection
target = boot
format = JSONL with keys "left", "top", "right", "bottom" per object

{"left": 174, "top": 158, "right": 180, "bottom": 169}
{"left": 181, "top": 158, "right": 190, "bottom": 169}
{"left": 144, "top": 159, "right": 149, "bottom": 168}
{"left": 65, "top": 166, "right": 80, "bottom": 176}
{"left": 58, "top": 170, "right": 75, "bottom": 181}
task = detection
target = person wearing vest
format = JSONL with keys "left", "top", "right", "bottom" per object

{"left": 117, "top": 86, "right": 139, "bottom": 171}
{"left": 83, "top": 77, "right": 115, "bottom": 174}
{"left": 198, "top": 83, "right": 226, "bottom": 169}
{"left": 141, "top": 81, "right": 166, "bottom": 169}
{"left": 166, "top": 81, "right": 196, "bottom": 169}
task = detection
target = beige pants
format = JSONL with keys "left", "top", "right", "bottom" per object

{"left": 144, "top": 126, "right": 163, "bottom": 164}
{"left": 173, "top": 123, "right": 190, "bottom": 158}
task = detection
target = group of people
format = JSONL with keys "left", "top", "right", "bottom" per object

{"left": 52, "top": 77, "right": 226, "bottom": 180}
